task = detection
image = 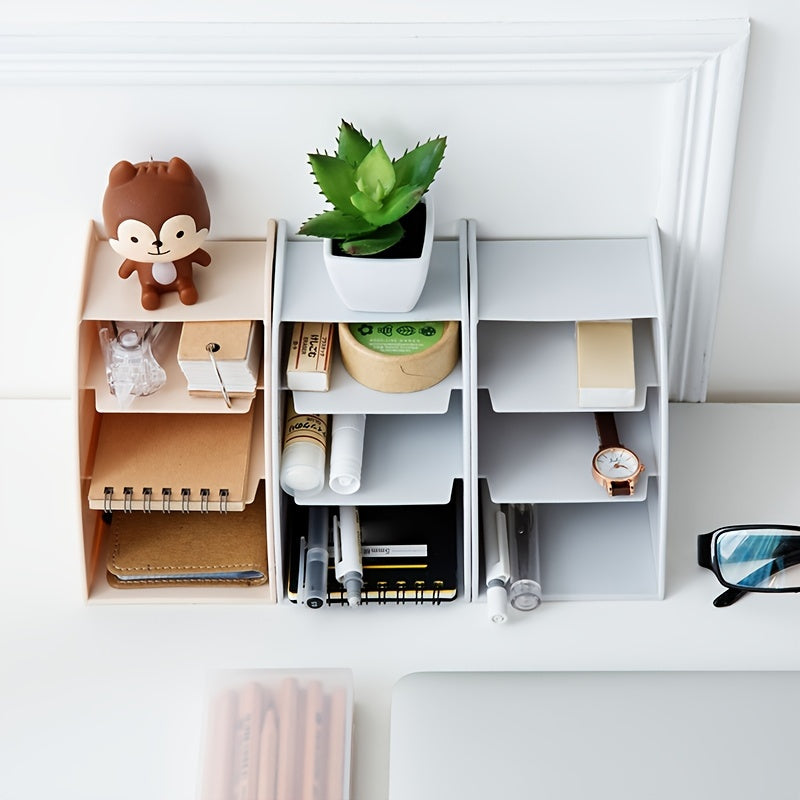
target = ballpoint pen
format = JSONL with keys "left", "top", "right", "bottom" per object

{"left": 302, "top": 506, "right": 329, "bottom": 609}
{"left": 333, "top": 506, "right": 363, "bottom": 606}
{"left": 480, "top": 482, "right": 511, "bottom": 623}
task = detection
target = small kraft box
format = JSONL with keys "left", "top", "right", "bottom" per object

{"left": 199, "top": 668, "right": 353, "bottom": 800}
{"left": 576, "top": 320, "right": 636, "bottom": 408}
{"left": 286, "top": 322, "right": 334, "bottom": 392}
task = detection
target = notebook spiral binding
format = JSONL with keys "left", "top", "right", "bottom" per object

{"left": 103, "top": 486, "right": 230, "bottom": 514}
{"left": 325, "top": 580, "right": 446, "bottom": 606}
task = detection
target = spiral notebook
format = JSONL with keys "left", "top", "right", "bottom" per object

{"left": 88, "top": 407, "right": 256, "bottom": 513}
{"left": 286, "top": 490, "right": 460, "bottom": 605}
{"left": 106, "top": 482, "right": 268, "bottom": 587}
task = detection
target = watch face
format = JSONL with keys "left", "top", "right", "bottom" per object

{"left": 593, "top": 447, "right": 641, "bottom": 480}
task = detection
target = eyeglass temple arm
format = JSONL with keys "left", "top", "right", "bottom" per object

{"left": 697, "top": 532, "right": 714, "bottom": 570}
{"left": 713, "top": 587, "right": 746, "bottom": 607}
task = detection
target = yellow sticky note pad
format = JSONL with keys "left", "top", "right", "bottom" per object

{"left": 576, "top": 320, "right": 635, "bottom": 408}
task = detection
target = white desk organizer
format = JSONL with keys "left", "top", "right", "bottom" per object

{"left": 270, "top": 220, "right": 473, "bottom": 603}
{"left": 468, "top": 219, "right": 669, "bottom": 601}
{"left": 75, "top": 216, "right": 666, "bottom": 607}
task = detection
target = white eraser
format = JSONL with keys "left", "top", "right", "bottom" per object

{"left": 286, "top": 322, "right": 334, "bottom": 392}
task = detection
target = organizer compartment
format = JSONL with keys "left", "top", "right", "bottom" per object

{"left": 271, "top": 220, "right": 472, "bottom": 604}
{"left": 535, "top": 486, "right": 662, "bottom": 600}
{"left": 75, "top": 221, "right": 276, "bottom": 603}
{"left": 470, "top": 221, "right": 668, "bottom": 602}
{"left": 477, "top": 318, "right": 658, "bottom": 413}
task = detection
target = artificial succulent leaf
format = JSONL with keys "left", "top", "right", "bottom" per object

{"left": 297, "top": 209, "right": 377, "bottom": 239}
{"left": 336, "top": 120, "right": 373, "bottom": 167}
{"left": 340, "top": 221, "right": 404, "bottom": 256}
{"left": 350, "top": 190, "right": 382, "bottom": 215}
{"left": 308, "top": 153, "right": 358, "bottom": 213}
{"left": 354, "top": 142, "right": 396, "bottom": 203}
{"left": 362, "top": 184, "right": 424, "bottom": 227}
{"left": 393, "top": 137, "right": 447, "bottom": 192}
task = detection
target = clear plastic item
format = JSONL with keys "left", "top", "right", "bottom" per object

{"left": 505, "top": 503, "right": 543, "bottom": 612}
{"left": 199, "top": 669, "right": 354, "bottom": 800}
{"left": 98, "top": 321, "right": 167, "bottom": 409}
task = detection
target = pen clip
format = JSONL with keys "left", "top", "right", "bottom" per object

{"left": 493, "top": 509, "right": 511, "bottom": 584}
{"left": 298, "top": 535, "right": 308, "bottom": 605}
{"left": 332, "top": 515, "right": 344, "bottom": 582}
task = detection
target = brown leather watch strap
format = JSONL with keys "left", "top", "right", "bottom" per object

{"left": 594, "top": 412, "right": 621, "bottom": 449}
{"left": 608, "top": 481, "right": 634, "bottom": 496}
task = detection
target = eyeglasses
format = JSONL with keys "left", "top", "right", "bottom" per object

{"left": 697, "top": 525, "right": 800, "bottom": 607}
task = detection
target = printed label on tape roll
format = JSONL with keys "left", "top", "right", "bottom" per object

{"left": 348, "top": 322, "right": 444, "bottom": 355}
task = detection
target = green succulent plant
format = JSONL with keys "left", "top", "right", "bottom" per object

{"left": 297, "top": 120, "right": 447, "bottom": 256}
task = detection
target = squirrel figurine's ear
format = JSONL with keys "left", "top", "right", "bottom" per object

{"left": 166, "top": 156, "right": 194, "bottom": 182}
{"left": 107, "top": 160, "right": 138, "bottom": 187}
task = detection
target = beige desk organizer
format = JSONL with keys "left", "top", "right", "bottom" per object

{"left": 75, "top": 220, "right": 277, "bottom": 603}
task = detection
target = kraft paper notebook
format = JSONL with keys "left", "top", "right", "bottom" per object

{"left": 178, "top": 320, "right": 262, "bottom": 397}
{"left": 88, "top": 408, "right": 255, "bottom": 512}
{"left": 106, "top": 482, "right": 268, "bottom": 587}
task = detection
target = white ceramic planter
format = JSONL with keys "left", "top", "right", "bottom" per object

{"left": 323, "top": 197, "right": 434, "bottom": 313}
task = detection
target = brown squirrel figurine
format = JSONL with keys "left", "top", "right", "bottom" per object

{"left": 103, "top": 157, "right": 211, "bottom": 310}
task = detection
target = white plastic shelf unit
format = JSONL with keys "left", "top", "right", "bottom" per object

{"left": 468, "top": 219, "right": 668, "bottom": 601}
{"left": 74, "top": 221, "right": 276, "bottom": 604}
{"left": 271, "top": 220, "right": 472, "bottom": 603}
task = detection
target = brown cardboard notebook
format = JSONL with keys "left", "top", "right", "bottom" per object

{"left": 106, "top": 483, "right": 268, "bottom": 587}
{"left": 88, "top": 408, "right": 255, "bottom": 512}
{"left": 178, "top": 320, "right": 262, "bottom": 397}
{"left": 178, "top": 320, "right": 254, "bottom": 361}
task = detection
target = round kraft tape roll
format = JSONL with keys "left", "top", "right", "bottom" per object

{"left": 338, "top": 320, "right": 460, "bottom": 393}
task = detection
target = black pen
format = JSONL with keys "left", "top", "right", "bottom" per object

{"left": 303, "top": 506, "right": 329, "bottom": 609}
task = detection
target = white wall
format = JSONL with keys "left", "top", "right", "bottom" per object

{"left": 0, "top": 0, "right": 792, "bottom": 401}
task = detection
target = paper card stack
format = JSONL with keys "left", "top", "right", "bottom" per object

{"left": 178, "top": 320, "right": 262, "bottom": 397}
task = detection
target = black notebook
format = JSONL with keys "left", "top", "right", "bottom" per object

{"left": 286, "top": 487, "right": 461, "bottom": 605}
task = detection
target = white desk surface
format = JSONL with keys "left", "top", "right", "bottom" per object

{"left": 3, "top": 399, "right": 800, "bottom": 799}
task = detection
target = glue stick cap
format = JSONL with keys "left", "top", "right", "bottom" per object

{"left": 486, "top": 582, "right": 509, "bottom": 624}
{"left": 280, "top": 440, "right": 325, "bottom": 496}
{"left": 329, "top": 414, "right": 366, "bottom": 495}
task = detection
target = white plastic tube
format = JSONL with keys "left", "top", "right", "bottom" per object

{"left": 329, "top": 414, "right": 366, "bottom": 495}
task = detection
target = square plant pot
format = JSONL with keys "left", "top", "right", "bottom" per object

{"left": 323, "top": 197, "right": 434, "bottom": 313}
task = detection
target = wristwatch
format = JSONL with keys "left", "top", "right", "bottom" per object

{"left": 592, "top": 412, "right": 644, "bottom": 497}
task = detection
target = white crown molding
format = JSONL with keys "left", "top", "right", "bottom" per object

{"left": 0, "top": 18, "right": 750, "bottom": 400}
{"left": 1, "top": 20, "right": 748, "bottom": 85}
{"left": 656, "top": 25, "right": 750, "bottom": 400}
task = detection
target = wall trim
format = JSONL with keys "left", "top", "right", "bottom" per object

{"left": 0, "top": 18, "right": 750, "bottom": 400}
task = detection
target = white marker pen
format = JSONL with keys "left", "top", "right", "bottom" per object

{"left": 480, "top": 482, "right": 510, "bottom": 623}
{"left": 333, "top": 506, "right": 363, "bottom": 606}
